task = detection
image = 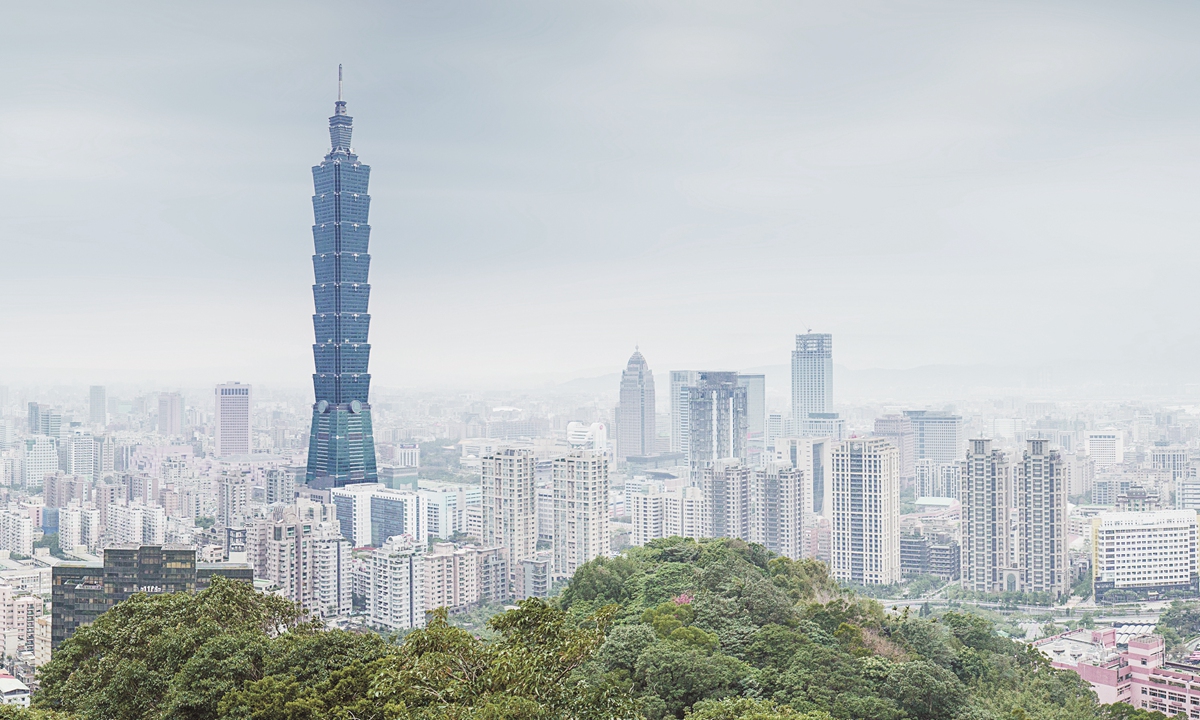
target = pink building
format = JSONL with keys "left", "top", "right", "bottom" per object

{"left": 1036, "top": 629, "right": 1200, "bottom": 718}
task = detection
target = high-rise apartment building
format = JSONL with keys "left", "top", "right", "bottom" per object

{"left": 0, "top": 512, "right": 33, "bottom": 557}
{"left": 21, "top": 437, "right": 57, "bottom": 490}
{"left": 686, "top": 372, "right": 747, "bottom": 472}
{"left": 304, "top": 75, "right": 379, "bottom": 490}
{"left": 630, "top": 485, "right": 708, "bottom": 546}
{"left": 158, "top": 392, "right": 184, "bottom": 437}
{"left": 214, "top": 383, "right": 252, "bottom": 457}
{"left": 88, "top": 386, "right": 106, "bottom": 427}
{"left": 791, "top": 333, "right": 832, "bottom": 425}
{"left": 246, "top": 509, "right": 351, "bottom": 618}
{"left": 481, "top": 448, "right": 537, "bottom": 586}
{"left": 1017, "top": 439, "right": 1068, "bottom": 596}
{"left": 66, "top": 434, "right": 95, "bottom": 482}
{"left": 914, "top": 459, "right": 961, "bottom": 500}
{"left": 616, "top": 350, "right": 656, "bottom": 460}
{"left": 552, "top": 451, "right": 609, "bottom": 579}
{"left": 830, "top": 438, "right": 900, "bottom": 585}
{"left": 961, "top": 439, "right": 1016, "bottom": 593}
{"left": 217, "top": 474, "right": 252, "bottom": 528}
{"left": 758, "top": 462, "right": 806, "bottom": 559}
{"left": 366, "top": 535, "right": 425, "bottom": 631}
{"left": 904, "top": 411, "right": 963, "bottom": 464}
{"left": 669, "top": 370, "right": 699, "bottom": 455}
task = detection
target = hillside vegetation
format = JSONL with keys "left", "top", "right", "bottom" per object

{"left": 0, "top": 537, "right": 1176, "bottom": 720}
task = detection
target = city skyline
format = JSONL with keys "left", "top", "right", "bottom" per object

{"left": 5, "top": 3, "right": 1200, "bottom": 390}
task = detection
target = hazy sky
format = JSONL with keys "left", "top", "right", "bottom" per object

{"left": 3, "top": 1, "right": 1200, "bottom": 390}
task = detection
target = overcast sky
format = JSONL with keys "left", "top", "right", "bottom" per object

{"left": 3, "top": 1, "right": 1199, "bottom": 391}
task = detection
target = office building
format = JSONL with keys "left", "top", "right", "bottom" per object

{"left": 214, "top": 383, "right": 252, "bottom": 457}
{"left": 669, "top": 370, "right": 699, "bottom": 455}
{"left": 873, "top": 414, "right": 914, "bottom": 479}
{"left": 1151, "top": 445, "right": 1189, "bottom": 482}
{"left": 366, "top": 535, "right": 425, "bottom": 631}
{"left": 791, "top": 333, "right": 832, "bottom": 424}
{"left": 686, "top": 371, "right": 747, "bottom": 472}
{"left": 616, "top": 349, "right": 656, "bottom": 460}
{"left": 1087, "top": 431, "right": 1124, "bottom": 470}
{"left": 904, "top": 411, "right": 964, "bottom": 464}
{"left": 566, "top": 422, "right": 608, "bottom": 454}
{"left": 369, "top": 488, "right": 426, "bottom": 548}
{"left": 830, "top": 438, "right": 900, "bottom": 585}
{"left": 738, "top": 374, "right": 766, "bottom": 459}
{"left": 1092, "top": 510, "right": 1199, "bottom": 604}
{"left": 158, "top": 393, "right": 184, "bottom": 437}
{"left": 481, "top": 448, "right": 537, "bottom": 585}
{"left": 773, "top": 436, "right": 832, "bottom": 522}
{"left": 88, "top": 386, "right": 106, "bottom": 427}
{"left": 304, "top": 80, "right": 380, "bottom": 490}
{"left": 552, "top": 451, "right": 609, "bottom": 579}
{"left": 51, "top": 545, "right": 252, "bottom": 647}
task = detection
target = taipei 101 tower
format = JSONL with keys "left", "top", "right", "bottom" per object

{"left": 305, "top": 66, "right": 379, "bottom": 489}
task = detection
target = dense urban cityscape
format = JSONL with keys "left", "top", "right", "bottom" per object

{"left": 6, "top": 3, "right": 1200, "bottom": 720}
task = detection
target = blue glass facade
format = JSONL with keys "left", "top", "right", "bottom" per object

{"left": 305, "top": 93, "right": 379, "bottom": 489}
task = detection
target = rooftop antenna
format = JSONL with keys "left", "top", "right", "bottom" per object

{"left": 338, "top": 64, "right": 343, "bottom": 101}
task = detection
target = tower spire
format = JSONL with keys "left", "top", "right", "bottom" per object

{"left": 338, "top": 63, "right": 343, "bottom": 102}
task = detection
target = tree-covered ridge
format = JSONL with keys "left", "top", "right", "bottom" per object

{"left": 3, "top": 537, "right": 1182, "bottom": 720}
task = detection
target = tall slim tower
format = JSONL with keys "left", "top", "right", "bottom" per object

{"left": 791, "top": 333, "right": 832, "bottom": 425}
{"left": 616, "top": 349, "right": 655, "bottom": 459}
{"left": 88, "top": 386, "right": 106, "bottom": 426}
{"left": 305, "top": 67, "right": 379, "bottom": 489}
{"left": 830, "top": 437, "right": 900, "bottom": 585}
{"left": 215, "top": 383, "right": 252, "bottom": 457}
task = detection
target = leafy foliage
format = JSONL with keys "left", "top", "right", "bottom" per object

{"left": 22, "top": 537, "right": 1128, "bottom": 720}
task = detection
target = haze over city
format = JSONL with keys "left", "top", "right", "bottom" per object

{"left": 8, "top": 4, "right": 1200, "bottom": 720}
{"left": 5, "top": 2, "right": 1200, "bottom": 396}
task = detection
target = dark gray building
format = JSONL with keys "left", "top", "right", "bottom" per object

{"left": 51, "top": 544, "right": 252, "bottom": 648}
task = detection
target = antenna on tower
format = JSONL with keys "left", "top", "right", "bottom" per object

{"left": 338, "top": 64, "right": 343, "bottom": 101}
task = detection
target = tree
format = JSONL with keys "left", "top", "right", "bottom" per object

{"left": 885, "top": 660, "right": 965, "bottom": 720}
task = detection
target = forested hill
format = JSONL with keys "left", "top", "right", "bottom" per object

{"left": 0, "top": 537, "right": 1167, "bottom": 720}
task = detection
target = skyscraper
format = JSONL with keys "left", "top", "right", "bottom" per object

{"left": 305, "top": 67, "right": 379, "bottom": 490}
{"left": 791, "top": 333, "right": 832, "bottom": 425}
{"left": 552, "top": 450, "right": 610, "bottom": 579}
{"left": 616, "top": 349, "right": 655, "bottom": 459}
{"left": 737, "top": 374, "right": 766, "bottom": 461}
{"left": 669, "top": 370, "right": 698, "bottom": 454}
{"left": 481, "top": 447, "right": 537, "bottom": 589}
{"left": 686, "top": 371, "right": 748, "bottom": 472}
{"left": 158, "top": 392, "right": 184, "bottom": 437}
{"left": 960, "top": 439, "right": 1017, "bottom": 593}
{"left": 1016, "top": 439, "right": 1068, "bottom": 597}
{"left": 830, "top": 437, "right": 901, "bottom": 585}
{"left": 88, "top": 386, "right": 106, "bottom": 426}
{"left": 214, "top": 383, "right": 251, "bottom": 457}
